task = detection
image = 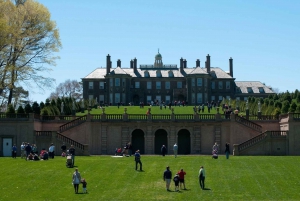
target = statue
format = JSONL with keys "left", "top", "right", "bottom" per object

{"left": 258, "top": 101, "right": 261, "bottom": 112}
{"left": 246, "top": 100, "right": 249, "bottom": 110}
{"left": 72, "top": 101, "right": 75, "bottom": 110}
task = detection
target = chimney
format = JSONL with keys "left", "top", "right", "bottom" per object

{"left": 130, "top": 59, "right": 133, "bottom": 68}
{"left": 117, "top": 59, "right": 121, "bottom": 67}
{"left": 196, "top": 59, "right": 200, "bottom": 67}
{"left": 229, "top": 57, "right": 233, "bottom": 77}
{"left": 133, "top": 57, "right": 137, "bottom": 73}
{"left": 180, "top": 57, "right": 183, "bottom": 73}
{"left": 206, "top": 54, "right": 210, "bottom": 73}
{"left": 106, "top": 54, "right": 111, "bottom": 75}
{"left": 183, "top": 59, "right": 187, "bottom": 68}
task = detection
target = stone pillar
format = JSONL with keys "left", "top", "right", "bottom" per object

{"left": 192, "top": 127, "right": 201, "bottom": 154}
{"left": 145, "top": 126, "right": 154, "bottom": 154}
{"left": 257, "top": 112, "right": 262, "bottom": 120}
{"left": 83, "top": 144, "right": 89, "bottom": 156}
{"left": 246, "top": 109, "right": 249, "bottom": 120}
{"left": 101, "top": 126, "right": 107, "bottom": 154}
{"left": 233, "top": 144, "right": 239, "bottom": 156}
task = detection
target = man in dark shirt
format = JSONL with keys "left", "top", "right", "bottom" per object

{"left": 25, "top": 143, "right": 32, "bottom": 159}
{"left": 163, "top": 166, "right": 172, "bottom": 191}
{"left": 134, "top": 150, "right": 142, "bottom": 171}
{"left": 69, "top": 145, "right": 76, "bottom": 166}
{"left": 61, "top": 143, "right": 67, "bottom": 153}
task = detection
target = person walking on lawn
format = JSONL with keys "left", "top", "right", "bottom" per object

{"left": 199, "top": 166, "right": 206, "bottom": 190}
{"left": 134, "top": 150, "right": 142, "bottom": 171}
{"left": 163, "top": 166, "right": 172, "bottom": 191}
{"left": 177, "top": 168, "right": 187, "bottom": 190}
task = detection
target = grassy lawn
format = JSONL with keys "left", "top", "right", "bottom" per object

{"left": 1, "top": 155, "right": 300, "bottom": 201}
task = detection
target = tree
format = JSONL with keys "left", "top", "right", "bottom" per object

{"left": 24, "top": 103, "right": 33, "bottom": 113}
{"left": 0, "top": 0, "right": 61, "bottom": 104}
{"left": 49, "top": 79, "right": 83, "bottom": 101}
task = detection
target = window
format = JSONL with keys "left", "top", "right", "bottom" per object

{"left": 244, "top": 97, "right": 248, "bottom": 101}
{"left": 156, "top": 81, "right": 161, "bottom": 89}
{"left": 99, "top": 95, "right": 104, "bottom": 103}
{"left": 259, "top": 87, "right": 265, "bottom": 93}
{"left": 197, "top": 78, "right": 202, "bottom": 87}
{"left": 177, "top": 81, "right": 182, "bottom": 89}
{"left": 218, "top": 81, "right": 223, "bottom": 89}
{"left": 191, "top": 78, "right": 195, "bottom": 87}
{"left": 236, "top": 87, "right": 241, "bottom": 93}
{"left": 204, "top": 78, "right": 207, "bottom": 87}
{"left": 122, "top": 78, "right": 126, "bottom": 86}
{"left": 147, "top": 96, "right": 152, "bottom": 104}
{"left": 247, "top": 87, "right": 253, "bottom": 93}
{"left": 211, "top": 81, "right": 215, "bottom": 89}
{"left": 192, "top": 93, "right": 195, "bottom": 104}
{"left": 165, "top": 81, "right": 170, "bottom": 89}
{"left": 135, "top": 82, "right": 140, "bottom": 88}
{"left": 218, "top": 96, "right": 223, "bottom": 101}
{"left": 89, "top": 82, "right": 93, "bottom": 89}
{"left": 144, "top": 71, "right": 150, "bottom": 77}
{"left": 88, "top": 95, "right": 93, "bottom": 100}
{"left": 226, "top": 81, "right": 230, "bottom": 89}
{"left": 115, "top": 93, "right": 120, "bottom": 104}
{"left": 115, "top": 78, "right": 120, "bottom": 87}
{"left": 109, "top": 78, "right": 113, "bottom": 87}
{"left": 211, "top": 96, "right": 215, "bottom": 101}
{"left": 147, "top": 81, "right": 152, "bottom": 89}
{"left": 156, "top": 70, "right": 162, "bottom": 77}
{"left": 99, "top": 82, "right": 104, "bottom": 89}
{"left": 165, "top": 95, "right": 170, "bottom": 104}
{"left": 236, "top": 97, "right": 240, "bottom": 100}
{"left": 168, "top": 71, "right": 174, "bottom": 77}
{"left": 197, "top": 93, "right": 202, "bottom": 104}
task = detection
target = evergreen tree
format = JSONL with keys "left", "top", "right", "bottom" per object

{"left": 32, "top": 102, "right": 41, "bottom": 114}
{"left": 6, "top": 104, "right": 15, "bottom": 114}
{"left": 24, "top": 103, "right": 33, "bottom": 113}
{"left": 281, "top": 100, "right": 290, "bottom": 114}
{"left": 289, "top": 102, "right": 297, "bottom": 113}
{"left": 17, "top": 106, "right": 25, "bottom": 114}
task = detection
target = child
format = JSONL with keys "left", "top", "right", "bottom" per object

{"left": 173, "top": 174, "right": 180, "bottom": 192}
{"left": 81, "top": 178, "right": 87, "bottom": 193}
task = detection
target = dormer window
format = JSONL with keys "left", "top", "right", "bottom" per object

{"left": 144, "top": 71, "right": 150, "bottom": 77}
{"left": 168, "top": 71, "right": 174, "bottom": 77}
{"left": 259, "top": 87, "right": 265, "bottom": 93}
{"left": 156, "top": 70, "right": 162, "bottom": 77}
{"left": 236, "top": 87, "right": 241, "bottom": 93}
{"left": 247, "top": 87, "right": 253, "bottom": 93}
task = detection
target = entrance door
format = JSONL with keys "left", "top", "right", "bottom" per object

{"left": 3, "top": 138, "right": 12, "bottom": 157}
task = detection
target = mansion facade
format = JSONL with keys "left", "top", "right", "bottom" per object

{"left": 82, "top": 52, "right": 275, "bottom": 105}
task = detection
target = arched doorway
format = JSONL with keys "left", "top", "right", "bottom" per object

{"left": 131, "top": 129, "right": 145, "bottom": 154}
{"left": 178, "top": 94, "right": 185, "bottom": 102}
{"left": 155, "top": 129, "right": 168, "bottom": 154}
{"left": 178, "top": 129, "right": 190, "bottom": 154}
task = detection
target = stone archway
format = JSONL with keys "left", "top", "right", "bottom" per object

{"left": 131, "top": 129, "right": 145, "bottom": 154}
{"left": 178, "top": 129, "right": 190, "bottom": 154}
{"left": 154, "top": 129, "right": 168, "bottom": 154}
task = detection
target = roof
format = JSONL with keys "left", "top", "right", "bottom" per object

{"left": 82, "top": 66, "right": 234, "bottom": 79}
{"left": 235, "top": 81, "right": 275, "bottom": 94}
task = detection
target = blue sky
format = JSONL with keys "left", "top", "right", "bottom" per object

{"left": 31, "top": 0, "right": 300, "bottom": 102}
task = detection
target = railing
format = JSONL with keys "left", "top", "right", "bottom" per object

{"left": 152, "top": 114, "right": 171, "bottom": 121}
{"left": 0, "top": 113, "right": 29, "bottom": 119}
{"left": 235, "top": 115, "right": 262, "bottom": 133}
{"left": 35, "top": 131, "right": 52, "bottom": 136}
{"left": 106, "top": 114, "right": 123, "bottom": 121}
{"left": 270, "top": 131, "right": 288, "bottom": 137}
{"left": 59, "top": 115, "right": 87, "bottom": 133}
{"left": 92, "top": 114, "right": 102, "bottom": 121}
{"left": 139, "top": 64, "right": 177, "bottom": 69}
{"left": 57, "top": 133, "right": 85, "bottom": 150}
{"left": 175, "top": 114, "right": 194, "bottom": 120}
{"left": 199, "top": 114, "right": 215, "bottom": 120}
{"left": 238, "top": 131, "right": 268, "bottom": 151}
{"left": 248, "top": 115, "right": 279, "bottom": 121}
{"left": 293, "top": 113, "right": 300, "bottom": 120}
{"left": 128, "top": 114, "right": 148, "bottom": 121}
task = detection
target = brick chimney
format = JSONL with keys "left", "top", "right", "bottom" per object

{"left": 206, "top": 54, "right": 210, "bottom": 73}
{"left": 183, "top": 59, "right": 187, "bottom": 68}
{"left": 106, "top": 54, "right": 111, "bottom": 75}
{"left": 196, "top": 59, "right": 200, "bottom": 67}
{"left": 117, "top": 59, "right": 121, "bottom": 67}
{"left": 130, "top": 59, "right": 133, "bottom": 68}
{"left": 180, "top": 57, "right": 183, "bottom": 73}
{"left": 133, "top": 57, "right": 137, "bottom": 73}
{"left": 229, "top": 57, "right": 233, "bottom": 77}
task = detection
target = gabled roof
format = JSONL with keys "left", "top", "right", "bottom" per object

{"left": 110, "top": 67, "right": 128, "bottom": 75}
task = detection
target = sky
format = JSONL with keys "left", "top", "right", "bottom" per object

{"left": 30, "top": 0, "right": 300, "bottom": 103}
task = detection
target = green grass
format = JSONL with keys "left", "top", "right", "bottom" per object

{"left": 1, "top": 156, "right": 300, "bottom": 201}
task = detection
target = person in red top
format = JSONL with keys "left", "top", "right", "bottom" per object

{"left": 177, "top": 168, "right": 187, "bottom": 190}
